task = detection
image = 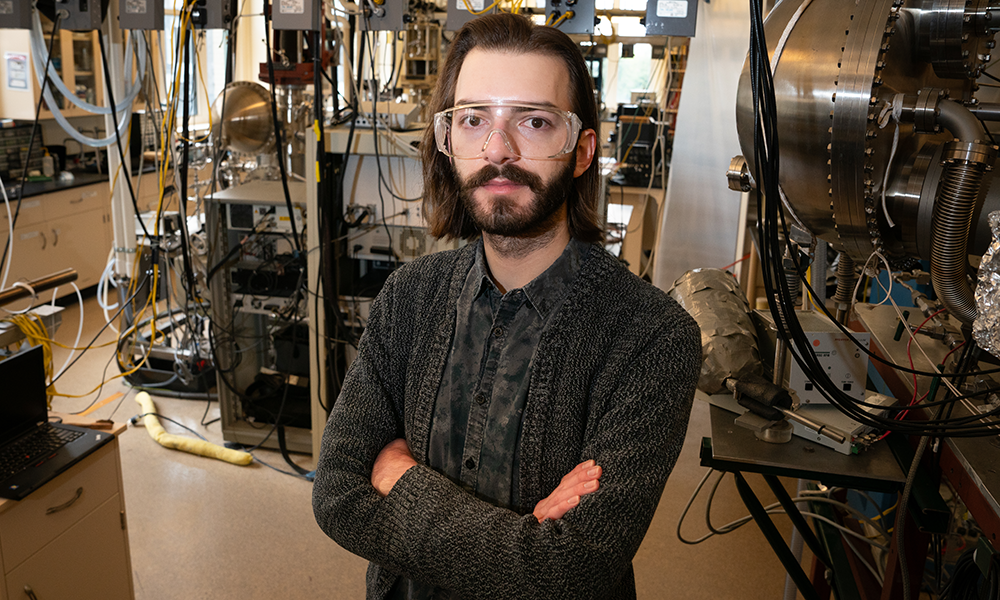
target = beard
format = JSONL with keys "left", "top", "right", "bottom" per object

{"left": 457, "top": 160, "right": 576, "bottom": 238}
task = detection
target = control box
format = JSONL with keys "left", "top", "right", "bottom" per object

{"left": 446, "top": 0, "right": 486, "bottom": 32}
{"left": 273, "top": 0, "right": 322, "bottom": 31}
{"left": 358, "top": 0, "right": 407, "bottom": 32}
{"left": 0, "top": 1, "right": 32, "bottom": 29}
{"left": 644, "top": 0, "right": 698, "bottom": 37}
{"left": 226, "top": 202, "right": 304, "bottom": 234}
{"left": 349, "top": 224, "right": 461, "bottom": 262}
{"left": 59, "top": 1, "right": 104, "bottom": 31}
{"left": 544, "top": 0, "right": 596, "bottom": 35}
{"left": 753, "top": 309, "right": 871, "bottom": 406}
{"left": 191, "top": 0, "right": 237, "bottom": 30}
{"left": 120, "top": 0, "right": 165, "bottom": 30}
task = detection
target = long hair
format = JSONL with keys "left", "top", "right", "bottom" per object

{"left": 421, "top": 13, "right": 603, "bottom": 243}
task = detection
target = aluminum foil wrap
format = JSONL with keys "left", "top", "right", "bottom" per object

{"left": 974, "top": 211, "right": 1000, "bottom": 359}
{"left": 668, "top": 268, "right": 763, "bottom": 394}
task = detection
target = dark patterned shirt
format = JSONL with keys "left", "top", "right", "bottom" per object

{"left": 388, "top": 237, "right": 587, "bottom": 600}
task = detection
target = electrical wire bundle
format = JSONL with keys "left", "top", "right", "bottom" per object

{"left": 746, "top": 0, "right": 1000, "bottom": 439}
{"left": 940, "top": 546, "right": 1000, "bottom": 600}
{"left": 677, "top": 470, "right": 896, "bottom": 586}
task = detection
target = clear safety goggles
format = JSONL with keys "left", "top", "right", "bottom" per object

{"left": 433, "top": 102, "right": 583, "bottom": 160}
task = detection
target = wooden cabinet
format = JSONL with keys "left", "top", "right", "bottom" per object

{"left": 0, "top": 182, "right": 113, "bottom": 292}
{"left": 0, "top": 433, "right": 134, "bottom": 600}
{"left": 0, "top": 27, "right": 104, "bottom": 121}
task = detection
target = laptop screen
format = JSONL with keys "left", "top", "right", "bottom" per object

{"left": 0, "top": 346, "right": 48, "bottom": 444}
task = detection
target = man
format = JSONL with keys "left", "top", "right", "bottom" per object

{"left": 313, "top": 13, "right": 700, "bottom": 600}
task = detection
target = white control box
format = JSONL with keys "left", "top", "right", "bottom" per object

{"left": 753, "top": 309, "right": 871, "bottom": 405}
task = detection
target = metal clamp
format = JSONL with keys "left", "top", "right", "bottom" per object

{"left": 913, "top": 88, "right": 946, "bottom": 133}
{"left": 726, "top": 155, "right": 755, "bottom": 192}
{"left": 942, "top": 139, "right": 998, "bottom": 166}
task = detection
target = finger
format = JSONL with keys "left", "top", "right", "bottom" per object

{"left": 540, "top": 495, "right": 581, "bottom": 522}
{"left": 568, "top": 459, "right": 595, "bottom": 476}
{"left": 538, "top": 477, "right": 600, "bottom": 519}
{"left": 559, "top": 463, "right": 602, "bottom": 489}
{"left": 579, "top": 478, "right": 600, "bottom": 495}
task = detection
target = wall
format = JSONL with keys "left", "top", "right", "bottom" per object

{"left": 651, "top": 0, "right": 749, "bottom": 291}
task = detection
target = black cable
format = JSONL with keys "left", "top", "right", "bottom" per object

{"left": 745, "top": 0, "right": 1000, "bottom": 436}
{"left": 200, "top": 396, "right": 219, "bottom": 427}
{"left": 981, "top": 70, "right": 1000, "bottom": 85}
{"left": 67, "top": 343, "right": 120, "bottom": 416}
{"left": 1, "top": 13, "right": 62, "bottom": 277}
{"left": 263, "top": 2, "right": 303, "bottom": 254}
{"left": 175, "top": 24, "right": 199, "bottom": 303}
{"left": 277, "top": 424, "right": 312, "bottom": 476}
{"left": 97, "top": 34, "right": 151, "bottom": 240}
{"left": 250, "top": 452, "right": 314, "bottom": 480}
{"left": 52, "top": 271, "right": 150, "bottom": 387}
{"left": 364, "top": 32, "right": 399, "bottom": 267}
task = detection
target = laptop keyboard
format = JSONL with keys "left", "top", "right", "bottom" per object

{"left": 0, "top": 424, "right": 83, "bottom": 480}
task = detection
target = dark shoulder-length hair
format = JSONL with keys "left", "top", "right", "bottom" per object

{"left": 420, "top": 13, "right": 603, "bottom": 243}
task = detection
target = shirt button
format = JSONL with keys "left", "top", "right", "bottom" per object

{"left": 492, "top": 326, "right": 504, "bottom": 338}
{"left": 475, "top": 393, "right": 487, "bottom": 405}
{"left": 465, "top": 458, "right": 476, "bottom": 470}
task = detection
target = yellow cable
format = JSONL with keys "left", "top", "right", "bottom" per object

{"left": 870, "top": 501, "right": 898, "bottom": 522}
{"left": 462, "top": 0, "right": 501, "bottom": 15}
{"left": 552, "top": 10, "right": 573, "bottom": 27}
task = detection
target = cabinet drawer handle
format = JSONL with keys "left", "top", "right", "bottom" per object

{"left": 51, "top": 229, "right": 58, "bottom": 247}
{"left": 45, "top": 487, "right": 83, "bottom": 515}
{"left": 23, "top": 584, "right": 39, "bottom": 599}
{"left": 39, "top": 231, "right": 46, "bottom": 250}
{"left": 70, "top": 197, "right": 84, "bottom": 204}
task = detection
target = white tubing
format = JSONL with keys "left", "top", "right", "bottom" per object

{"left": 0, "top": 173, "right": 13, "bottom": 291}
{"left": 28, "top": 16, "right": 145, "bottom": 147}
{"left": 30, "top": 11, "right": 145, "bottom": 116}
{"left": 97, "top": 248, "right": 120, "bottom": 335}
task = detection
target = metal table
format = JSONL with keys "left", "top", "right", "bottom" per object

{"left": 702, "top": 404, "right": 908, "bottom": 600}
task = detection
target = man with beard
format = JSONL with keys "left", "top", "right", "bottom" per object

{"left": 313, "top": 13, "right": 701, "bottom": 600}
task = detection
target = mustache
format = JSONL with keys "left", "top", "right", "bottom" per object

{"left": 461, "top": 164, "right": 544, "bottom": 192}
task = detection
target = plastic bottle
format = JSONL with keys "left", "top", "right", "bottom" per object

{"left": 41, "top": 149, "right": 54, "bottom": 177}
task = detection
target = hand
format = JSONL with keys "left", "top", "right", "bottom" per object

{"left": 371, "top": 438, "right": 418, "bottom": 497}
{"left": 532, "top": 459, "right": 602, "bottom": 523}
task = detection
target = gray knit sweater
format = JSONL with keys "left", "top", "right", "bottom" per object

{"left": 312, "top": 242, "right": 701, "bottom": 600}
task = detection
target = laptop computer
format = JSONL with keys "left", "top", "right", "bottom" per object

{"left": 0, "top": 345, "right": 113, "bottom": 500}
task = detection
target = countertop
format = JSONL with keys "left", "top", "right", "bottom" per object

{"left": 17, "top": 171, "right": 110, "bottom": 198}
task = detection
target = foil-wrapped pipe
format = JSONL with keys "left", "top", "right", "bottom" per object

{"left": 668, "top": 268, "right": 762, "bottom": 394}
{"left": 974, "top": 211, "right": 1000, "bottom": 358}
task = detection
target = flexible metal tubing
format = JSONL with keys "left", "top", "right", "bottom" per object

{"left": 932, "top": 99, "right": 991, "bottom": 326}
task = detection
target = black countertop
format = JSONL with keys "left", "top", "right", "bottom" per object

{"left": 12, "top": 163, "right": 162, "bottom": 199}
{"left": 17, "top": 171, "right": 110, "bottom": 199}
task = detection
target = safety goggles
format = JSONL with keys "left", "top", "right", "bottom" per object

{"left": 433, "top": 102, "right": 583, "bottom": 160}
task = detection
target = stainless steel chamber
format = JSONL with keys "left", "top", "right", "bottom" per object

{"left": 733, "top": 0, "right": 1000, "bottom": 326}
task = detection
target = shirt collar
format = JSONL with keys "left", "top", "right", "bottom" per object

{"left": 470, "top": 238, "right": 588, "bottom": 319}
{"left": 471, "top": 240, "right": 496, "bottom": 298}
{"left": 521, "top": 239, "right": 586, "bottom": 318}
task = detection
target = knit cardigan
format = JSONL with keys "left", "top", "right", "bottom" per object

{"left": 312, "top": 241, "right": 701, "bottom": 600}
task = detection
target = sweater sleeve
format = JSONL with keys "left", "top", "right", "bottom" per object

{"left": 318, "top": 308, "right": 701, "bottom": 600}
{"left": 312, "top": 271, "right": 415, "bottom": 574}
